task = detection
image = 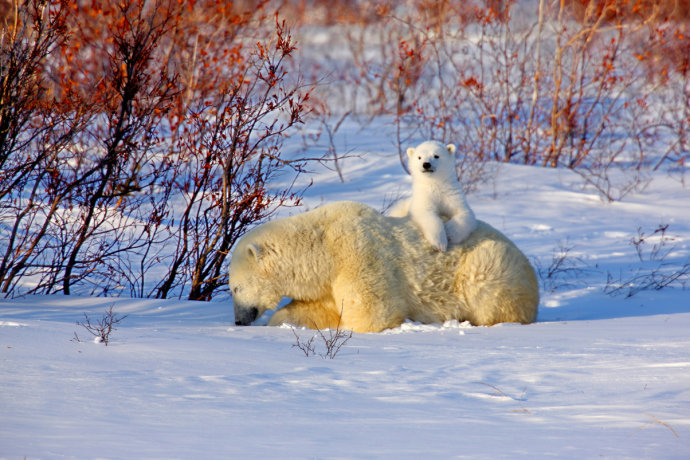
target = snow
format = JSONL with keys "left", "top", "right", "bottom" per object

{"left": 2, "top": 295, "right": 689, "bottom": 458}
{"left": 3, "top": 61, "right": 690, "bottom": 460}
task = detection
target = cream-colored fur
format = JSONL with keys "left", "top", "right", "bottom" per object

{"left": 229, "top": 201, "right": 538, "bottom": 333}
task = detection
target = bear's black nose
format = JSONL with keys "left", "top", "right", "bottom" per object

{"left": 423, "top": 162, "right": 432, "bottom": 170}
{"left": 235, "top": 306, "right": 259, "bottom": 326}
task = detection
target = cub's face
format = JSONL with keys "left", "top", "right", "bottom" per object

{"left": 407, "top": 141, "right": 457, "bottom": 177}
{"left": 228, "top": 240, "right": 282, "bottom": 326}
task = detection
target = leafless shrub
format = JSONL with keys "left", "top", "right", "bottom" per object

{"left": 0, "top": 0, "right": 180, "bottom": 297}
{"left": 299, "top": 103, "right": 359, "bottom": 183}
{"left": 380, "top": 188, "right": 408, "bottom": 215}
{"left": 75, "top": 306, "right": 128, "bottom": 346}
{"left": 291, "top": 306, "right": 353, "bottom": 359}
{"left": 534, "top": 240, "right": 590, "bottom": 292}
{"left": 291, "top": 327, "right": 317, "bottom": 357}
{"left": 0, "top": 0, "right": 74, "bottom": 296}
{"left": 631, "top": 224, "right": 671, "bottom": 262}
{"left": 317, "top": 110, "right": 353, "bottom": 183}
{"left": 317, "top": 0, "right": 687, "bottom": 199}
{"left": 0, "top": 2, "right": 314, "bottom": 300}
{"left": 316, "top": 321, "right": 354, "bottom": 360}
{"left": 605, "top": 223, "right": 690, "bottom": 297}
{"left": 572, "top": 156, "right": 652, "bottom": 203}
{"left": 152, "top": 15, "right": 312, "bottom": 301}
{"left": 605, "top": 265, "right": 690, "bottom": 297}
{"left": 649, "top": 78, "right": 690, "bottom": 180}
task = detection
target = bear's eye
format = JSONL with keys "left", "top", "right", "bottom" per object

{"left": 418, "top": 156, "right": 422, "bottom": 160}
{"left": 434, "top": 155, "right": 439, "bottom": 159}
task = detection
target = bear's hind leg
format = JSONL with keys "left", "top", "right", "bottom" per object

{"left": 332, "top": 279, "right": 406, "bottom": 333}
{"left": 268, "top": 298, "right": 342, "bottom": 330}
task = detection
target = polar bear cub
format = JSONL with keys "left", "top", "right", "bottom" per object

{"left": 393, "top": 140, "right": 477, "bottom": 252}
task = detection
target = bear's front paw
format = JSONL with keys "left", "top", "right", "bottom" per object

{"left": 429, "top": 234, "right": 448, "bottom": 252}
{"left": 414, "top": 213, "right": 449, "bottom": 252}
{"left": 446, "top": 219, "right": 477, "bottom": 245}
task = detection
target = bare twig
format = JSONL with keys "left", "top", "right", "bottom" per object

{"left": 291, "top": 303, "right": 353, "bottom": 359}
{"left": 605, "top": 223, "right": 690, "bottom": 297}
{"left": 631, "top": 414, "right": 680, "bottom": 439}
{"left": 75, "top": 306, "right": 127, "bottom": 346}
{"left": 533, "top": 240, "right": 589, "bottom": 292}
{"left": 478, "top": 382, "right": 531, "bottom": 414}
{"left": 291, "top": 327, "right": 316, "bottom": 357}
{"left": 315, "top": 311, "right": 353, "bottom": 360}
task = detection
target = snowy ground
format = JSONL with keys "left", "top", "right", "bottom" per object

{"left": 2, "top": 121, "right": 690, "bottom": 458}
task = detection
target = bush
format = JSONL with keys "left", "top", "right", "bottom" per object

{"left": 291, "top": 306, "right": 353, "bottom": 359}
{"left": 605, "top": 224, "right": 690, "bottom": 297}
{"left": 74, "top": 306, "right": 128, "bottom": 346}
{"left": 0, "top": 0, "right": 313, "bottom": 300}
{"left": 297, "top": 0, "right": 688, "bottom": 197}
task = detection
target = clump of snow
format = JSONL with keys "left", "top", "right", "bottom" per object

{"left": 384, "top": 319, "right": 473, "bottom": 334}
{"left": 0, "top": 321, "right": 27, "bottom": 327}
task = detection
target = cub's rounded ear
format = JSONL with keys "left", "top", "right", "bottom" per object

{"left": 246, "top": 243, "right": 261, "bottom": 260}
{"left": 446, "top": 144, "right": 457, "bottom": 154}
{"left": 406, "top": 147, "right": 416, "bottom": 158}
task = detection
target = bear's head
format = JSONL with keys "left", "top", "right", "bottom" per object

{"left": 406, "top": 140, "right": 456, "bottom": 179}
{"left": 229, "top": 236, "right": 283, "bottom": 326}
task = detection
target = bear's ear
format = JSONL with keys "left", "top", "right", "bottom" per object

{"left": 406, "top": 147, "right": 416, "bottom": 159}
{"left": 446, "top": 144, "right": 457, "bottom": 154}
{"left": 246, "top": 243, "right": 261, "bottom": 260}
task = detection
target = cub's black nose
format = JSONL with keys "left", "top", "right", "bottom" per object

{"left": 423, "top": 162, "right": 432, "bottom": 170}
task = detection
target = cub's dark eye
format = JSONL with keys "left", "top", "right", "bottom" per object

{"left": 434, "top": 155, "right": 439, "bottom": 159}
{"left": 418, "top": 156, "right": 422, "bottom": 160}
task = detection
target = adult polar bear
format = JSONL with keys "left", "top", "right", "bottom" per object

{"left": 229, "top": 201, "right": 538, "bottom": 333}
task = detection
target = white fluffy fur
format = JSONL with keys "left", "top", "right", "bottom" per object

{"left": 392, "top": 140, "right": 477, "bottom": 252}
{"left": 229, "top": 201, "right": 538, "bottom": 333}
